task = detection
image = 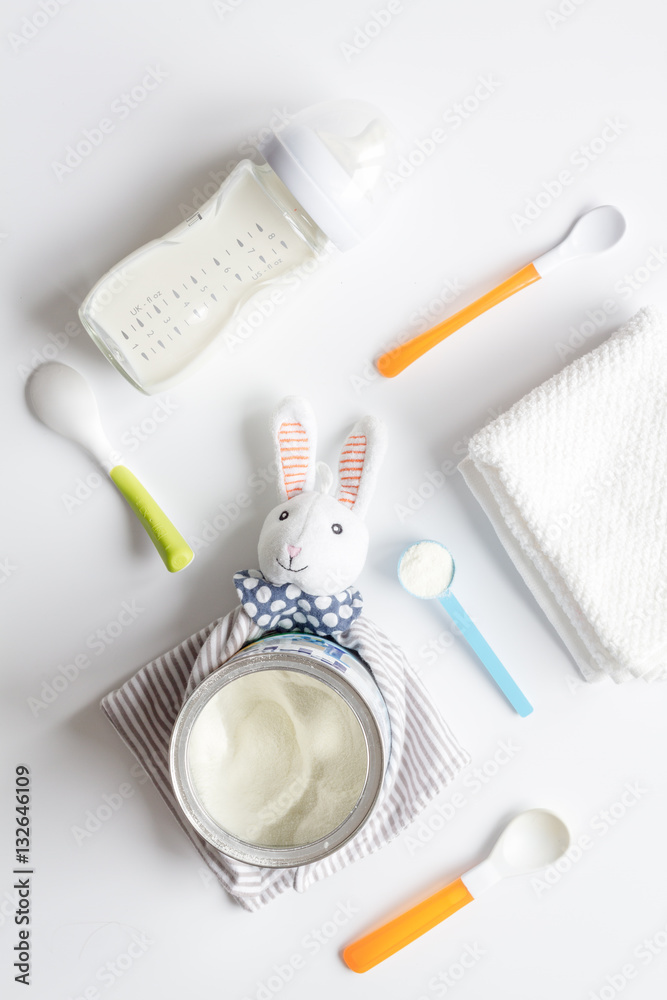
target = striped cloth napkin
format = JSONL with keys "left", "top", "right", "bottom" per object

{"left": 101, "top": 605, "right": 469, "bottom": 911}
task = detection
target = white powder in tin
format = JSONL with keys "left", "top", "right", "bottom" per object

{"left": 399, "top": 541, "right": 454, "bottom": 599}
{"left": 186, "top": 670, "right": 368, "bottom": 848}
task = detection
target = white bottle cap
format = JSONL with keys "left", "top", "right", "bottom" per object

{"left": 261, "top": 100, "right": 398, "bottom": 251}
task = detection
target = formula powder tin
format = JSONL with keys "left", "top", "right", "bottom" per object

{"left": 170, "top": 633, "right": 391, "bottom": 868}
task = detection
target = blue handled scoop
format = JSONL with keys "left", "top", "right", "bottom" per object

{"left": 398, "top": 540, "right": 533, "bottom": 716}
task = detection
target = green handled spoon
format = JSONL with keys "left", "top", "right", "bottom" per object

{"left": 28, "top": 362, "right": 194, "bottom": 573}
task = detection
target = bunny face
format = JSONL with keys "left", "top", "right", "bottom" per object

{"left": 259, "top": 491, "right": 369, "bottom": 597}
{"left": 256, "top": 396, "right": 387, "bottom": 599}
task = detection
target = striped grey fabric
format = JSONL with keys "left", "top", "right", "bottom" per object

{"left": 101, "top": 607, "right": 469, "bottom": 911}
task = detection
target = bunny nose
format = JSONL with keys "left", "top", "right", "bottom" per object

{"left": 287, "top": 545, "right": 301, "bottom": 560}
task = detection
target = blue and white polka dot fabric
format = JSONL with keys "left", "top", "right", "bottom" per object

{"left": 233, "top": 570, "right": 363, "bottom": 636}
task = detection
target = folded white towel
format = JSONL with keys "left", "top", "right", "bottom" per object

{"left": 459, "top": 306, "right": 667, "bottom": 683}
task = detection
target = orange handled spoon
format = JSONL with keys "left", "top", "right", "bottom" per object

{"left": 343, "top": 808, "right": 570, "bottom": 973}
{"left": 377, "top": 205, "right": 625, "bottom": 377}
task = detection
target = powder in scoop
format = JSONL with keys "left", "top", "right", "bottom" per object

{"left": 186, "top": 669, "right": 368, "bottom": 848}
{"left": 399, "top": 541, "right": 454, "bottom": 598}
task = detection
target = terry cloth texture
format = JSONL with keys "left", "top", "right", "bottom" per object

{"left": 233, "top": 569, "right": 363, "bottom": 636}
{"left": 459, "top": 306, "right": 667, "bottom": 683}
{"left": 101, "top": 606, "right": 469, "bottom": 911}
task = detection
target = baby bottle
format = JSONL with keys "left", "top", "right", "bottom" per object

{"left": 79, "top": 100, "right": 396, "bottom": 394}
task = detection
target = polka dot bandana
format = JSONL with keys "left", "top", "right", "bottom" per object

{"left": 233, "top": 570, "right": 363, "bottom": 636}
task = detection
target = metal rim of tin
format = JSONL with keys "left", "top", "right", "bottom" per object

{"left": 170, "top": 637, "right": 389, "bottom": 868}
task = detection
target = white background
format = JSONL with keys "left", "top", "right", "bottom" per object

{"left": 3, "top": 1, "right": 667, "bottom": 998}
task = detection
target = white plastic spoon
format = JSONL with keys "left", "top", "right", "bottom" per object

{"left": 377, "top": 205, "right": 626, "bottom": 376}
{"left": 343, "top": 808, "right": 570, "bottom": 972}
{"left": 27, "top": 362, "right": 193, "bottom": 572}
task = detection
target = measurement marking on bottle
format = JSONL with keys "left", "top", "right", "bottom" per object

{"left": 80, "top": 134, "right": 329, "bottom": 394}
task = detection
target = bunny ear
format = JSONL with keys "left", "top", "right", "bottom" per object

{"left": 272, "top": 397, "right": 317, "bottom": 501}
{"left": 336, "top": 415, "right": 387, "bottom": 519}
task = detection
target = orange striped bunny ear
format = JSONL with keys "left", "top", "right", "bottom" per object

{"left": 336, "top": 415, "right": 387, "bottom": 519}
{"left": 272, "top": 397, "right": 317, "bottom": 502}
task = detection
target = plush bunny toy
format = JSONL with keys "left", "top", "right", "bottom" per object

{"left": 234, "top": 396, "right": 387, "bottom": 637}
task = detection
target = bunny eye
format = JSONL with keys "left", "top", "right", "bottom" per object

{"left": 331, "top": 523, "right": 343, "bottom": 534}
{"left": 279, "top": 510, "right": 289, "bottom": 521}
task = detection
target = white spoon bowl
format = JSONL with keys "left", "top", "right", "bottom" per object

{"left": 27, "top": 362, "right": 193, "bottom": 573}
